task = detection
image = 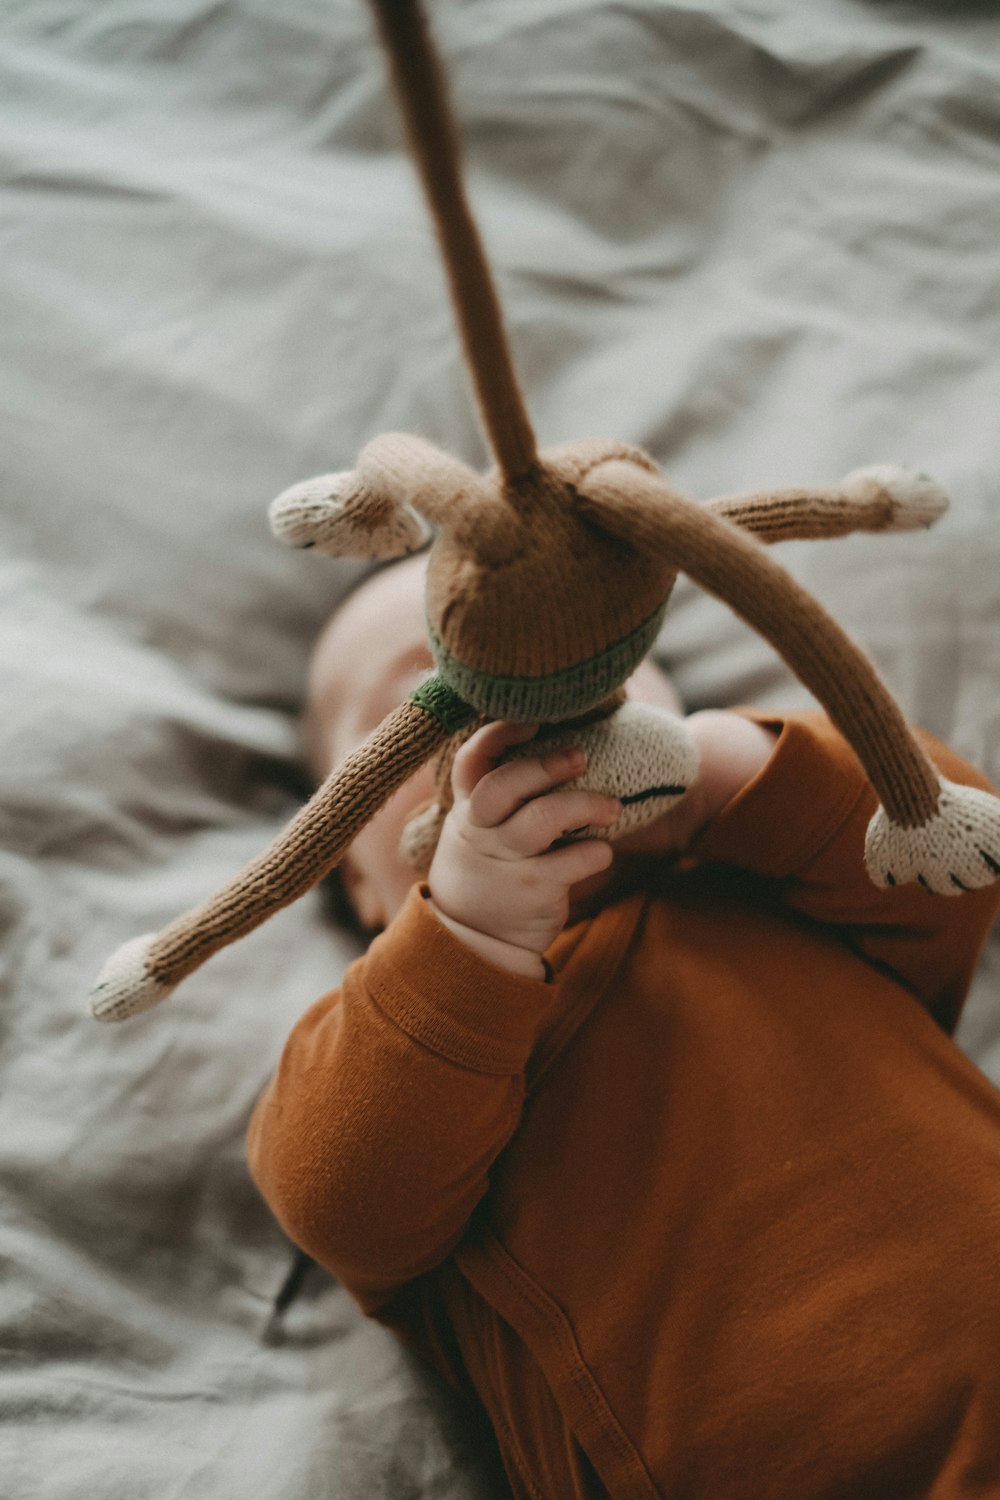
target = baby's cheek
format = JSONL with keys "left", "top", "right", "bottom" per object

{"left": 626, "top": 657, "right": 682, "bottom": 715}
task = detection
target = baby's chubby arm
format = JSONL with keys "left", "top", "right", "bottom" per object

{"left": 428, "top": 712, "right": 777, "bottom": 977}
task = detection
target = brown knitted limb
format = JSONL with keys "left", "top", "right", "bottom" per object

{"left": 369, "top": 0, "right": 538, "bottom": 483}
{"left": 705, "top": 468, "right": 947, "bottom": 544}
{"left": 707, "top": 486, "right": 889, "bottom": 542}
{"left": 356, "top": 432, "right": 480, "bottom": 528}
{"left": 580, "top": 461, "right": 941, "bottom": 828}
{"left": 147, "top": 699, "right": 450, "bottom": 989}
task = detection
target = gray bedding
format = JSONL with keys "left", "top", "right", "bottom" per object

{"left": 2, "top": 1, "right": 999, "bottom": 1495}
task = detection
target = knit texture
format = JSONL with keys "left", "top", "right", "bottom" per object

{"left": 370, "top": 0, "right": 537, "bottom": 480}
{"left": 503, "top": 703, "right": 699, "bottom": 839}
{"left": 269, "top": 469, "right": 431, "bottom": 559}
{"left": 89, "top": 933, "right": 168, "bottom": 1022}
{"left": 866, "top": 778, "right": 1000, "bottom": 894}
{"left": 706, "top": 465, "right": 948, "bottom": 542}
{"left": 580, "top": 459, "right": 944, "bottom": 828}
{"left": 246, "top": 714, "right": 1000, "bottom": 1497}
{"left": 399, "top": 702, "right": 699, "bottom": 874}
{"left": 427, "top": 600, "right": 668, "bottom": 721}
{"left": 88, "top": 0, "right": 1000, "bottom": 1022}
{"left": 425, "top": 457, "right": 675, "bottom": 691}
{"left": 143, "top": 698, "right": 449, "bottom": 992}
{"left": 408, "top": 674, "right": 477, "bottom": 735}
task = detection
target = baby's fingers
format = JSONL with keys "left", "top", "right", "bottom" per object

{"left": 503, "top": 786, "right": 620, "bottom": 856}
{"left": 539, "top": 837, "right": 615, "bottom": 887}
{"left": 452, "top": 720, "right": 539, "bottom": 803}
{"left": 467, "top": 745, "right": 589, "bottom": 829}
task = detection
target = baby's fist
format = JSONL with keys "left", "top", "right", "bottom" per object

{"left": 427, "top": 721, "right": 620, "bottom": 977}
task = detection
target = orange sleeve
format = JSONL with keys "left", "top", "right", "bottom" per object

{"left": 246, "top": 886, "right": 559, "bottom": 1313}
{"left": 691, "top": 710, "right": 1000, "bottom": 1033}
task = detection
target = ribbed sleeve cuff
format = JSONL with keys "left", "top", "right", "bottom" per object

{"left": 692, "top": 710, "right": 870, "bottom": 878}
{"left": 362, "top": 886, "right": 560, "bottom": 1075}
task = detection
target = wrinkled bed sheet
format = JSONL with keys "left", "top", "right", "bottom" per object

{"left": 2, "top": 1, "right": 1000, "bottom": 1495}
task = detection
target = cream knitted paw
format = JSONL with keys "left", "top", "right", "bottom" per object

{"left": 504, "top": 703, "right": 700, "bottom": 841}
{"left": 269, "top": 471, "right": 431, "bottom": 559}
{"left": 865, "top": 778, "right": 1000, "bottom": 895}
{"left": 843, "top": 465, "right": 949, "bottom": 531}
{"left": 89, "top": 934, "right": 173, "bottom": 1022}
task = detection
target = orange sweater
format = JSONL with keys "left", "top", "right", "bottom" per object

{"left": 248, "top": 713, "right": 1000, "bottom": 1499}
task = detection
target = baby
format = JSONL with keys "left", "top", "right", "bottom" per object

{"left": 249, "top": 552, "right": 1000, "bottom": 1500}
{"left": 300, "top": 552, "right": 777, "bottom": 954}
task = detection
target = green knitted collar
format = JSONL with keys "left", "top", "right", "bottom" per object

{"left": 416, "top": 603, "right": 667, "bottom": 723}
{"left": 408, "top": 674, "right": 477, "bottom": 734}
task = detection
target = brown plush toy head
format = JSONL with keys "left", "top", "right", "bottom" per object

{"left": 272, "top": 436, "right": 673, "bottom": 723}
{"left": 89, "top": 0, "right": 1000, "bottom": 1023}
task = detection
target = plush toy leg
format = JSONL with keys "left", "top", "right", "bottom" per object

{"left": 89, "top": 698, "right": 454, "bottom": 1021}
{"left": 89, "top": 934, "right": 170, "bottom": 1022}
{"left": 866, "top": 779, "right": 1000, "bottom": 895}
{"left": 706, "top": 466, "right": 948, "bottom": 542}
{"left": 370, "top": 0, "right": 538, "bottom": 484}
{"left": 579, "top": 460, "right": 1000, "bottom": 896}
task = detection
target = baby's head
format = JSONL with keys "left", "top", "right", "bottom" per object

{"left": 306, "top": 550, "right": 682, "bottom": 931}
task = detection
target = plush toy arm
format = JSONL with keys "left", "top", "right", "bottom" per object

{"left": 269, "top": 435, "right": 480, "bottom": 559}
{"left": 579, "top": 461, "right": 1000, "bottom": 895}
{"left": 89, "top": 696, "right": 460, "bottom": 1022}
{"left": 704, "top": 466, "right": 948, "bottom": 543}
{"left": 269, "top": 469, "right": 431, "bottom": 559}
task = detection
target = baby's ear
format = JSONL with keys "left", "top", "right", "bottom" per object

{"left": 269, "top": 470, "right": 431, "bottom": 560}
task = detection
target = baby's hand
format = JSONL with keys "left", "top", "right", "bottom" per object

{"left": 427, "top": 721, "right": 621, "bottom": 979}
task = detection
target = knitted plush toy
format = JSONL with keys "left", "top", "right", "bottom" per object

{"left": 90, "top": 0, "right": 1000, "bottom": 1022}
